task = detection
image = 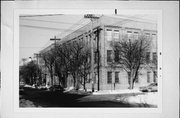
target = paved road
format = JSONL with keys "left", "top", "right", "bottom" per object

{"left": 20, "top": 87, "right": 156, "bottom": 107}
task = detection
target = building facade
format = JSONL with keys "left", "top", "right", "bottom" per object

{"left": 40, "top": 15, "right": 158, "bottom": 90}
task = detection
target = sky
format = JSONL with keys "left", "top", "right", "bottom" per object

{"left": 19, "top": 14, "right": 157, "bottom": 64}
{"left": 19, "top": 14, "right": 88, "bottom": 64}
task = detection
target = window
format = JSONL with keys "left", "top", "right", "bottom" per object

{"left": 127, "top": 31, "right": 132, "bottom": 39}
{"left": 113, "top": 30, "right": 119, "bottom": 41}
{"left": 147, "top": 71, "right": 151, "bottom": 83}
{"left": 115, "top": 72, "right": 119, "bottom": 83}
{"left": 152, "top": 34, "right": 157, "bottom": 48}
{"left": 107, "top": 72, "right": 112, "bottom": 84}
{"left": 153, "top": 71, "right": 157, "bottom": 83}
{"left": 134, "top": 32, "right": 139, "bottom": 40}
{"left": 105, "top": 29, "right": 112, "bottom": 41}
{"left": 107, "top": 50, "right": 113, "bottom": 62}
{"left": 145, "top": 33, "right": 150, "bottom": 39}
{"left": 146, "top": 52, "right": 150, "bottom": 63}
{"left": 152, "top": 52, "right": 157, "bottom": 64}
{"left": 114, "top": 50, "right": 119, "bottom": 62}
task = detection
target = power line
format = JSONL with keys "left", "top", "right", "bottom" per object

{"left": 20, "top": 24, "right": 66, "bottom": 31}
{"left": 20, "top": 14, "right": 63, "bottom": 17}
{"left": 20, "top": 18, "right": 84, "bottom": 25}
{"left": 56, "top": 17, "right": 89, "bottom": 38}
{"left": 20, "top": 47, "right": 46, "bottom": 48}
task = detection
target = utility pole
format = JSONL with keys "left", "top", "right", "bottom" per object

{"left": 84, "top": 14, "right": 99, "bottom": 92}
{"left": 96, "top": 28, "right": 102, "bottom": 91}
{"left": 50, "top": 36, "right": 61, "bottom": 86}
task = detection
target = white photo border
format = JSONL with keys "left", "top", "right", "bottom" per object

{"left": 14, "top": 9, "right": 163, "bottom": 114}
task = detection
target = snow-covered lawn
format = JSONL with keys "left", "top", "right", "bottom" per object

{"left": 92, "top": 89, "right": 158, "bottom": 106}
{"left": 127, "top": 92, "right": 158, "bottom": 106}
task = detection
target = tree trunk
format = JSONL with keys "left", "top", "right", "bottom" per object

{"left": 50, "top": 69, "right": 53, "bottom": 86}
{"left": 83, "top": 76, "right": 86, "bottom": 92}
{"left": 129, "top": 72, "right": 134, "bottom": 89}
{"left": 72, "top": 73, "right": 76, "bottom": 88}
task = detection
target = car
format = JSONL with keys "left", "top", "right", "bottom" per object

{"left": 19, "top": 81, "right": 25, "bottom": 90}
{"left": 139, "top": 83, "right": 158, "bottom": 92}
{"left": 49, "top": 85, "right": 64, "bottom": 92}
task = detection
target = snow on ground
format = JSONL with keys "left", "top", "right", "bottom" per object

{"left": 93, "top": 89, "right": 158, "bottom": 106}
{"left": 64, "top": 86, "right": 74, "bottom": 92}
{"left": 127, "top": 92, "right": 158, "bottom": 106}
{"left": 93, "top": 89, "right": 142, "bottom": 95}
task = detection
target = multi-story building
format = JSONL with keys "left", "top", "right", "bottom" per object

{"left": 40, "top": 15, "right": 158, "bottom": 90}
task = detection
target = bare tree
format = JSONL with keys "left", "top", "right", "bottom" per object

{"left": 19, "top": 61, "right": 42, "bottom": 86}
{"left": 111, "top": 35, "right": 151, "bottom": 89}
{"left": 55, "top": 43, "right": 71, "bottom": 88}
{"left": 41, "top": 49, "right": 55, "bottom": 86}
{"left": 78, "top": 42, "right": 91, "bottom": 91}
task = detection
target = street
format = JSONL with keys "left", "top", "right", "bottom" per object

{"left": 20, "top": 87, "right": 157, "bottom": 108}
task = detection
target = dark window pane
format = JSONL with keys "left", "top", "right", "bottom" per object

{"left": 115, "top": 72, "right": 119, "bottom": 83}
{"left": 153, "top": 71, "right": 157, "bottom": 83}
{"left": 107, "top": 72, "right": 112, "bottom": 84}
{"left": 107, "top": 50, "right": 113, "bottom": 62}
{"left": 153, "top": 52, "right": 157, "bottom": 64}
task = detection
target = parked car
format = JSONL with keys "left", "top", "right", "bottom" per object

{"left": 19, "top": 81, "right": 25, "bottom": 90}
{"left": 139, "top": 83, "right": 158, "bottom": 92}
{"left": 49, "top": 85, "right": 64, "bottom": 92}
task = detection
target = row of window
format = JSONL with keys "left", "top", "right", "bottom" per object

{"left": 105, "top": 29, "right": 157, "bottom": 41}
{"left": 107, "top": 71, "right": 157, "bottom": 84}
{"left": 107, "top": 50, "right": 157, "bottom": 64}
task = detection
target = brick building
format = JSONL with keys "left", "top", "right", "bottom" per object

{"left": 40, "top": 15, "right": 158, "bottom": 90}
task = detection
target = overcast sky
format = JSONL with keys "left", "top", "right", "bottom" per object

{"left": 19, "top": 14, "right": 157, "bottom": 64}
{"left": 19, "top": 14, "right": 89, "bottom": 64}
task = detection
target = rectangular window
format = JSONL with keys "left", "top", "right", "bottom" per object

{"left": 115, "top": 72, "right": 119, "bottom": 83}
{"left": 114, "top": 50, "right": 119, "bottom": 62}
{"left": 147, "top": 71, "right": 151, "bottom": 83}
{"left": 105, "top": 29, "right": 112, "bottom": 41}
{"left": 107, "top": 50, "right": 113, "bottom": 62}
{"left": 153, "top": 71, "right": 157, "bottom": 83}
{"left": 146, "top": 52, "right": 150, "bottom": 63}
{"left": 145, "top": 33, "right": 150, "bottom": 39}
{"left": 134, "top": 32, "right": 139, "bottom": 40}
{"left": 152, "top": 34, "right": 157, "bottom": 48}
{"left": 152, "top": 52, "right": 157, "bottom": 64}
{"left": 113, "top": 30, "right": 119, "bottom": 41}
{"left": 107, "top": 72, "right": 112, "bottom": 84}
{"left": 127, "top": 31, "right": 132, "bottom": 39}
